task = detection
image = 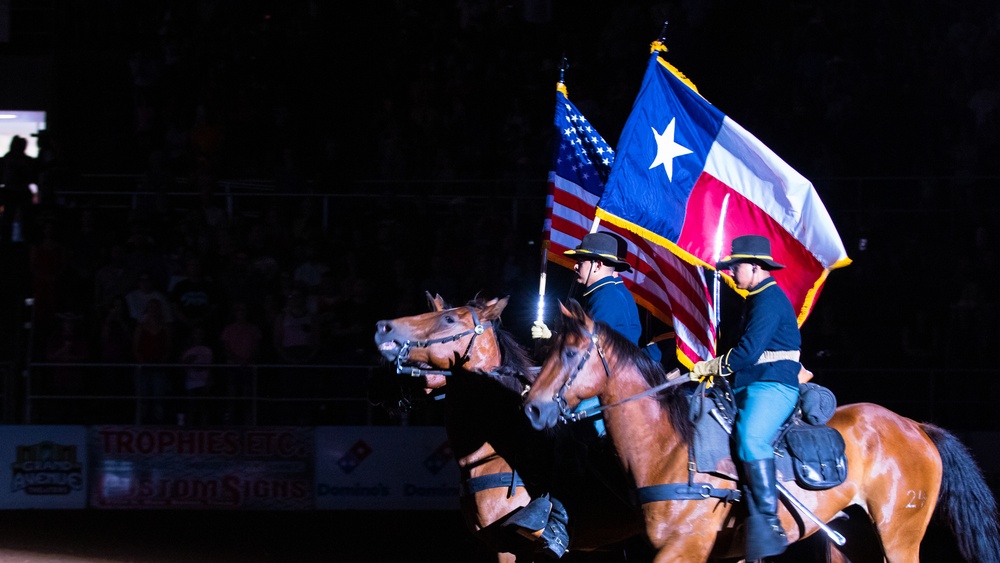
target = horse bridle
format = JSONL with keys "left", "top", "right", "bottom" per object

{"left": 394, "top": 307, "right": 494, "bottom": 377}
{"left": 553, "top": 325, "right": 686, "bottom": 423}
{"left": 554, "top": 327, "right": 612, "bottom": 422}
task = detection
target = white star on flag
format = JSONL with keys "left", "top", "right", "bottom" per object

{"left": 648, "top": 117, "right": 692, "bottom": 181}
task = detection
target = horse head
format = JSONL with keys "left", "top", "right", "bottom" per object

{"left": 374, "top": 292, "right": 508, "bottom": 390}
{"left": 524, "top": 299, "right": 612, "bottom": 430}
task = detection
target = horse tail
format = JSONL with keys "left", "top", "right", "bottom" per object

{"left": 922, "top": 423, "right": 1000, "bottom": 563}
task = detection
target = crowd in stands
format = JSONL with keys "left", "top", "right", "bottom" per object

{"left": 1, "top": 1, "right": 998, "bottom": 425}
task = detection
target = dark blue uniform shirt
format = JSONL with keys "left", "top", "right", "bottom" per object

{"left": 581, "top": 276, "right": 663, "bottom": 363}
{"left": 574, "top": 276, "right": 662, "bottom": 436}
{"left": 720, "top": 279, "right": 800, "bottom": 389}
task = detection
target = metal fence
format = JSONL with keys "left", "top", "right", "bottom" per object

{"left": 9, "top": 173, "right": 1000, "bottom": 431}
{"left": 3, "top": 361, "right": 996, "bottom": 432}
{"left": 22, "top": 361, "right": 387, "bottom": 427}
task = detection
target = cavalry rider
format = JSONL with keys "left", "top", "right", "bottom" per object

{"left": 536, "top": 230, "right": 663, "bottom": 431}
{"left": 690, "top": 234, "right": 801, "bottom": 561}
{"left": 512, "top": 231, "right": 661, "bottom": 558}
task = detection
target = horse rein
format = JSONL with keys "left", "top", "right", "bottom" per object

{"left": 555, "top": 329, "right": 611, "bottom": 421}
{"left": 556, "top": 326, "right": 685, "bottom": 423}
{"left": 394, "top": 307, "right": 494, "bottom": 378}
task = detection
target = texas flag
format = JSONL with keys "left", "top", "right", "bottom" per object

{"left": 597, "top": 50, "right": 851, "bottom": 325}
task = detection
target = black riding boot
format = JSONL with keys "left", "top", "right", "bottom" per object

{"left": 502, "top": 494, "right": 570, "bottom": 559}
{"left": 504, "top": 495, "right": 553, "bottom": 535}
{"left": 742, "top": 458, "right": 787, "bottom": 561}
{"left": 539, "top": 496, "right": 569, "bottom": 559}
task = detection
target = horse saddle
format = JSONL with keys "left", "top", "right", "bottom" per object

{"left": 690, "top": 382, "right": 847, "bottom": 491}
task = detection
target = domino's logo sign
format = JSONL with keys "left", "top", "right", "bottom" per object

{"left": 336, "top": 440, "right": 373, "bottom": 474}
{"left": 422, "top": 441, "right": 453, "bottom": 475}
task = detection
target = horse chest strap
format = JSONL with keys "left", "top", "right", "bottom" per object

{"left": 461, "top": 472, "right": 525, "bottom": 497}
{"left": 636, "top": 483, "right": 742, "bottom": 504}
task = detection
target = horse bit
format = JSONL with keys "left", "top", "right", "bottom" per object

{"left": 554, "top": 327, "right": 686, "bottom": 424}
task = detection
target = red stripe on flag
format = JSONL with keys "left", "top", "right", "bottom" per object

{"left": 680, "top": 174, "right": 825, "bottom": 322}
{"left": 550, "top": 183, "right": 714, "bottom": 358}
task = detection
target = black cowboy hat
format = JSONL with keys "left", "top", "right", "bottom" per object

{"left": 564, "top": 232, "right": 632, "bottom": 272}
{"left": 715, "top": 234, "right": 785, "bottom": 270}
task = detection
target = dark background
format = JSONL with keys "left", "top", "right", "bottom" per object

{"left": 0, "top": 1, "right": 997, "bottom": 561}
{"left": 3, "top": 1, "right": 997, "bottom": 178}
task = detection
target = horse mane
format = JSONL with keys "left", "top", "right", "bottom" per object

{"left": 462, "top": 296, "right": 536, "bottom": 387}
{"left": 561, "top": 300, "right": 695, "bottom": 444}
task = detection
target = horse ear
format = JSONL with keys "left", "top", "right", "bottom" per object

{"left": 561, "top": 299, "right": 588, "bottom": 323}
{"left": 427, "top": 292, "right": 447, "bottom": 312}
{"left": 558, "top": 300, "right": 574, "bottom": 318}
{"left": 480, "top": 296, "right": 509, "bottom": 320}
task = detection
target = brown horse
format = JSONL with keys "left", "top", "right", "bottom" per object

{"left": 523, "top": 299, "right": 1000, "bottom": 562}
{"left": 373, "top": 293, "right": 645, "bottom": 562}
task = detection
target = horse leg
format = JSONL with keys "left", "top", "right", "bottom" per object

{"left": 860, "top": 435, "right": 939, "bottom": 561}
{"left": 643, "top": 502, "right": 723, "bottom": 563}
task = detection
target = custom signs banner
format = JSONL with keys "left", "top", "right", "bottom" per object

{"left": 90, "top": 426, "right": 314, "bottom": 510}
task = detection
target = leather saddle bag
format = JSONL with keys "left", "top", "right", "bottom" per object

{"left": 781, "top": 423, "right": 847, "bottom": 490}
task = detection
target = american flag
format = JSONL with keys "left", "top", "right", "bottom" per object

{"left": 541, "top": 82, "right": 716, "bottom": 366}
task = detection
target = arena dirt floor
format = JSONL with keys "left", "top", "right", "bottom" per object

{"left": 0, "top": 510, "right": 495, "bottom": 563}
{"left": 0, "top": 508, "right": 967, "bottom": 562}
{"left": 0, "top": 509, "right": 673, "bottom": 563}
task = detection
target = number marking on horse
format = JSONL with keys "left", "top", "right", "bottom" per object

{"left": 906, "top": 489, "right": 927, "bottom": 509}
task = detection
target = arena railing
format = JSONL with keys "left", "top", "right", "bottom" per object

{"left": 12, "top": 361, "right": 1000, "bottom": 431}
{"left": 20, "top": 361, "right": 432, "bottom": 428}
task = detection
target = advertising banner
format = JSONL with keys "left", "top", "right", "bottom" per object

{"left": 315, "top": 426, "right": 459, "bottom": 510}
{"left": 0, "top": 426, "right": 88, "bottom": 509}
{"left": 89, "top": 426, "right": 314, "bottom": 510}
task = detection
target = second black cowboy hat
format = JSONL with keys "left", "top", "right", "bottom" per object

{"left": 564, "top": 232, "right": 632, "bottom": 272}
{"left": 715, "top": 234, "right": 785, "bottom": 271}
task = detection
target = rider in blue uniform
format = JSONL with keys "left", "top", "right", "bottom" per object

{"left": 512, "top": 231, "right": 661, "bottom": 558}
{"left": 556, "top": 231, "right": 661, "bottom": 436}
{"left": 690, "top": 234, "right": 801, "bottom": 561}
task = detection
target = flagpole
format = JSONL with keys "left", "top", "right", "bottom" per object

{"left": 537, "top": 57, "right": 572, "bottom": 324}
{"left": 711, "top": 194, "right": 730, "bottom": 333}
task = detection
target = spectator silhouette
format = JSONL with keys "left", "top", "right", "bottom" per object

{"left": 270, "top": 287, "right": 318, "bottom": 424}
{"left": 219, "top": 300, "right": 263, "bottom": 425}
{"left": 132, "top": 298, "right": 174, "bottom": 424}
{"left": 179, "top": 325, "right": 214, "bottom": 426}
{"left": 43, "top": 311, "right": 91, "bottom": 423}
{"left": 125, "top": 271, "right": 174, "bottom": 325}
{"left": 97, "top": 294, "right": 136, "bottom": 421}
{"left": 291, "top": 239, "right": 330, "bottom": 296}
{"left": 65, "top": 207, "right": 110, "bottom": 307}
{"left": 100, "top": 295, "right": 135, "bottom": 364}
{"left": 93, "top": 243, "right": 135, "bottom": 324}
{"left": 29, "top": 217, "right": 70, "bottom": 352}
{"left": 170, "top": 254, "right": 221, "bottom": 344}
{"left": 216, "top": 248, "right": 269, "bottom": 320}
{"left": 34, "top": 129, "right": 71, "bottom": 208}
{"left": 272, "top": 287, "right": 317, "bottom": 365}
{"left": 0, "top": 134, "right": 38, "bottom": 243}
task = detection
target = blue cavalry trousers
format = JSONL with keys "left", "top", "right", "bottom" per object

{"left": 733, "top": 381, "right": 799, "bottom": 461}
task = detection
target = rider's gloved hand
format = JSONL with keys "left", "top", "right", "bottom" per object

{"left": 689, "top": 356, "right": 722, "bottom": 381}
{"left": 531, "top": 320, "right": 552, "bottom": 340}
